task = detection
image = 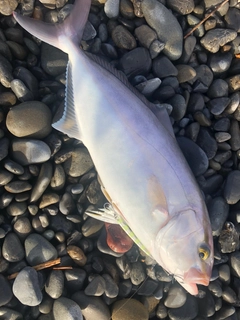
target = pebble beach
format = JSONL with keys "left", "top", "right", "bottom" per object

{"left": 0, "top": 0, "right": 240, "bottom": 319}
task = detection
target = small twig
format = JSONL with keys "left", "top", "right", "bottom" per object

{"left": 53, "top": 266, "right": 73, "bottom": 270}
{"left": 184, "top": 0, "right": 229, "bottom": 39}
{"left": 8, "top": 258, "right": 61, "bottom": 280}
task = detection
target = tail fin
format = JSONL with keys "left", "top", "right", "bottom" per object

{"left": 13, "top": 0, "right": 91, "bottom": 54}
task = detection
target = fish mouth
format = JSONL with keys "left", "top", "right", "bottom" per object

{"left": 184, "top": 267, "right": 210, "bottom": 287}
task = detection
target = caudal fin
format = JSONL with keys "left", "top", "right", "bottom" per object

{"left": 13, "top": 0, "right": 91, "bottom": 54}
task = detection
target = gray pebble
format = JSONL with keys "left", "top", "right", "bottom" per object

{"left": 2, "top": 232, "right": 25, "bottom": 262}
{"left": 196, "top": 128, "right": 218, "bottom": 159}
{"left": 0, "top": 138, "right": 9, "bottom": 161}
{"left": 0, "top": 54, "right": 13, "bottom": 88}
{"left": 25, "top": 233, "right": 57, "bottom": 265}
{"left": 59, "top": 192, "right": 74, "bottom": 215}
{"left": 45, "top": 270, "right": 64, "bottom": 299}
{"left": 153, "top": 55, "right": 178, "bottom": 78}
{"left": 13, "top": 267, "right": 42, "bottom": 306}
{"left": 50, "top": 164, "right": 66, "bottom": 190}
{"left": 164, "top": 283, "right": 187, "bottom": 308}
{"left": 72, "top": 291, "right": 110, "bottom": 320}
{"left": 208, "top": 52, "right": 232, "bottom": 75}
{"left": 39, "top": 193, "right": 60, "bottom": 209}
{"left": 67, "top": 245, "right": 87, "bottom": 266}
{"left": 4, "top": 159, "right": 24, "bottom": 175}
{"left": 30, "top": 162, "right": 52, "bottom": 203}
{"left": 0, "top": 274, "right": 12, "bottom": 307}
{"left": 168, "top": 294, "right": 198, "bottom": 320}
{"left": 41, "top": 43, "right": 67, "bottom": 76}
{"left": 6, "top": 101, "right": 52, "bottom": 139}
{"left": 13, "top": 216, "right": 32, "bottom": 240}
{"left": 176, "top": 64, "right": 196, "bottom": 83}
{"left": 119, "top": 47, "right": 151, "bottom": 78}
{"left": 215, "top": 132, "right": 231, "bottom": 143}
{"left": 135, "top": 78, "right": 161, "bottom": 96}
{"left": 208, "top": 97, "right": 230, "bottom": 115}
{"left": 166, "top": 0, "right": 194, "bottom": 15}
{"left": 65, "top": 268, "right": 87, "bottom": 292}
{"left": 53, "top": 297, "right": 83, "bottom": 320}
{"left": 225, "top": 7, "right": 240, "bottom": 32}
{"left": 219, "top": 264, "right": 230, "bottom": 284}
{"left": 231, "top": 251, "right": 240, "bottom": 277}
{"left": 0, "top": 169, "right": 13, "bottom": 186}
{"left": 149, "top": 39, "right": 165, "bottom": 59}
{"left": 84, "top": 275, "right": 106, "bottom": 296}
{"left": 112, "top": 25, "right": 137, "bottom": 51}
{"left": 64, "top": 148, "right": 94, "bottom": 177}
{"left": 208, "top": 196, "right": 229, "bottom": 236}
{"left": 141, "top": 0, "right": 182, "bottom": 60}
{"left": 102, "top": 274, "right": 119, "bottom": 298}
{"left": 4, "top": 180, "right": 32, "bottom": 193}
{"left": 130, "top": 261, "right": 146, "bottom": 286}
{"left": 200, "top": 28, "right": 237, "bottom": 53}
{"left": 10, "top": 79, "right": 34, "bottom": 102}
{"left": 120, "top": 0, "right": 135, "bottom": 19}
{"left": 224, "top": 170, "right": 240, "bottom": 204}
{"left": 135, "top": 25, "right": 157, "bottom": 49}
{"left": 7, "top": 200, "right": 27, "bottom": 216}
{"left": 207, "top": 79, "right": 229, "bottom": 98}
{"left": 167, "top": 94, "right": 186, "bottom": 121}
{"left": 12, "top": 139, "right": 51, "bottom": 165}
{"left": 177, "top": 137, "right": 208, "bottom": 176}
{"left": 214, "top": 118, "right": 230, "bottom": 132}
{"left": 187, "top": 14, "right": 204, "bottom": 37}
{"left": 104, "top": 0, "right": 119, "bottom": 19}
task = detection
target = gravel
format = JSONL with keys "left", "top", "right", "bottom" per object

{"left": 0, "top": 0, "right": 239, "bottom": 319}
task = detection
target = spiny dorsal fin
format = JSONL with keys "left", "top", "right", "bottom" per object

{"left": 52, "top": 62, "right": 82, "bottom": 140}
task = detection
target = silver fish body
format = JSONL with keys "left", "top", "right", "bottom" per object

{"left": 13, "top": 0, "right": 213, "bottom": 295}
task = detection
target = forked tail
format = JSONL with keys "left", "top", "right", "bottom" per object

{"left": 13, "top": 0, "right": 91, "bottom": 54}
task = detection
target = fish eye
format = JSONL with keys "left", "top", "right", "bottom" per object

{"left": 198, "top": 243, "right": 210, "bottom": 260}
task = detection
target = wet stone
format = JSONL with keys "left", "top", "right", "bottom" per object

{"left": 130, "top": 261, "right": 146, "bottom": 286}
{"left": 168, "top": 294, "right": 198, "bottom": 320}
{"left": 112, "top": 299, "right": 148, "bottom": 320}
{"left": 64, "top": 148, "right": 94, "bottom": 178}
{"left": 45, "top": 270, "right": 64, "bottom": 299}
{"left": 0, "top": 54, "right": 13, "bottom": 88}
{"left": 13, "top": 267, "right": 42, "bottom": 306}
{"left": 67, "top": 245, "right": 87, "bottom": 266}
{"left": 149, "top": 39, "right": 165, "bottom": 59}
{"left": 102, "top": 274, "right": 119, "bottom": 298}
{"left": 30, "top": 162, "right": 52, "bottom": 203}
{"left": 153, "top": 55, "right": 178, "bottom": 79}
{"left": 0, "top": 169, "right": 13, "bottom": 186}
{"left": 0, "top": 91, "right": 16, "bottom": 106}
{"left": 214, "top": 118, "right": 230, "bottom": 132}
{"left": 222, "top": 286, "right": 237, "bottom": 304}
{"left": 4, "top": 159, "right": 24, "bottom": 175}
{"left": 10, "top": 79, "right": 34, "bottom": 102}
{"left": 187, "top": 93, "right": 205, "bottom": 113}
{"left": 84, "top": 275, "right": 106, "bottom": 296}
{"left": 39, "top": 193, "right": 60, "bottom": 209}
{"left": 134, "top": 25, "right": 157, "bottom": 49}
{"left": 194, "top": 111, "right": 211, "bottom": 127}
{"left": 219, "top": 222, "right": 239, "bottom": 253}
{"left": 187, "top": 14, "right": 204, "bottom": 37}
{"left": 215, "top": 132, "right": 231, "bottom": 143}
{"left": 12, "top": 139, "right": 51, "bottom": 165}
{"left": 207, "top": 79, "right": 229, "bottom": 98}
{"left": 41, "top": 43, "right": 67, "bottom": 76}
{"left": 164, "top": 284, "right": 187, "bottom": 308}
{"left": 196, "top": 128, "right": 218, "bottom": 159}
{"left": 167, "top": 94, "right": 186, "bottom": 121}
{"left": 71, "top": 291, "right": 110, "bottom": 320}
{"left": 219, "top": 264, "right": 230, "bottom": 284}
{"left": 104, "top": 0, "right": 119, "bottom": 19}
{"left": 50, "top": 164, "right": 66, "bottom": 190}
{"left": 0, "top": 193, "right": 14, "bottom": 210}
{"left": 208, "top": 197, "right": 229, "bottom": 236}
{"left": 225, "top": 7, "right": 240, "bottom": 32}
{"left": 65, "top": 268, "right": 87, "bottom": 292}
{"left": 59, "top": 192, "right": 74, "bottom": 214}
{"left": 177, "top": 137, "right": 208, "bottom": 176}
{"left": 176, "top": 64, "right": 196, "bottom": 83}
{"left": 53, "top": 297, "right": 83, "bottom": 320}
{"left": 119, "top": 47, "right": 151, "bottom": 78}
{"left": 112, "top": 25, "right": 136, "bottom": 50}
{"left": 200, "top": 28, "right": 237, "bottom": 53}
{"left": 141, "top": 0, "right": 182, "bottom": 60}
{"left": 208, "top": 51, "right": 232, "bottom": 75}
{"left": 13, "top": 216, "right": 32, "bottom": 240}
{"left": 4, "top": 180, "right": 32, "bottom": 193}
{"left": 166, "top": 0, "right": 194, "bottom": 15}
{"left": 0, "top": 138, "right": 9, "bottom": 161}
{"left": 0, "top": 275, "right": 12, "bottom": 306}
{"left": 137, "top": 278, "right": 158, "bottom": 296}
{"left": 50, "top": 214, "right": 74, "bottom": 235}
{"left": 6, "top": 101, "right": 52, "bottom": 139}
{"left": 2, "top": 232, "right": 24, "bottom": 262}
{"left": 224, "top": 170, "right": 240, "bottom": 204}
{"left": 208, "top": 97, "right": 230, "bottom": 116}
{"left": 194, "top": 65, "right": 213, "bottom": 88}
{"left": 25, "top": 233, "right": 58, "bottom": 265}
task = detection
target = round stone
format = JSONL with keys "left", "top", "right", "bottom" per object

{"left": 112, "top": 299, "right": 148, "bottom": 320}
{"left": 2, "top": 232, "right": 25, "bottom": 262}
{"left": 6, "top": 101, "right": 52, "bottom": 139}
{"left": 13, "top": 267, "right": 43, "bottom": 306}
{"left": 25, "top": 233, "right": 58, "bottom": 265}
{"left": 45, "top": 270, "right": 64, "bottom": 299}
{"left": 64, "top": 148, "right": 94, "bottom": 178}
{"left": 53, "top": 297, "right": 83, "bottom": 320}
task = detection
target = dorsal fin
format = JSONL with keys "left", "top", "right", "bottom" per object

{"left": 52, "top": 62, "right": 82, "bottom": 140}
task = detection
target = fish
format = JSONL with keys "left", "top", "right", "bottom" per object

{"left": 13, "top": 0, "right": 214, "bottom": 295}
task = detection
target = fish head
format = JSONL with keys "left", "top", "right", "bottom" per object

{"left": 154, "top": 208, "right": 214, "bottom": 295}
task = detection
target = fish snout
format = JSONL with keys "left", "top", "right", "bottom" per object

{"left": 184, "top": 267, "right": 210, "bottom": 286}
